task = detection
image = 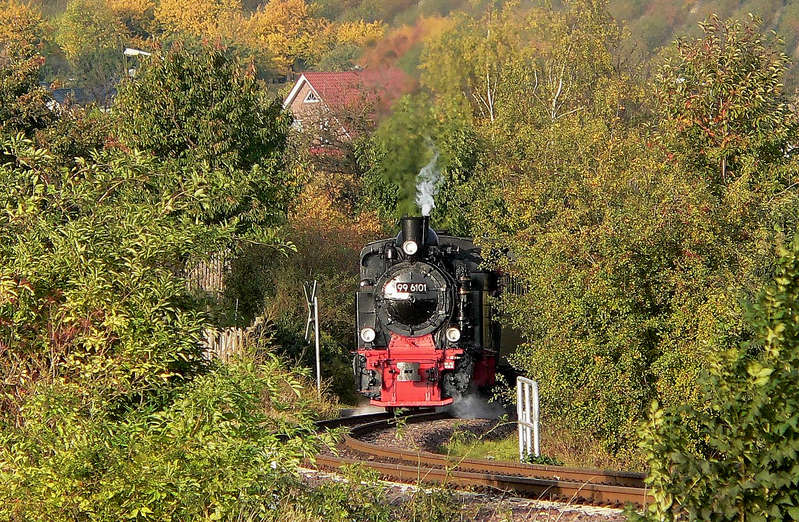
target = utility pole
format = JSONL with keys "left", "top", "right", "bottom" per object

{"left": 304, "top": 281, "right": 321, "bottom": 394}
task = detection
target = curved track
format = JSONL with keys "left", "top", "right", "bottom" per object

{"left": 313, "top": 412, "right": 651, "bottom": 508}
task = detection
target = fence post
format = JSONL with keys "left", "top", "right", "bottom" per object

{"left": 517, "top": 379, "right": 524, "bottom": 462}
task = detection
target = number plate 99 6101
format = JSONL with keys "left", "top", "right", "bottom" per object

{"left": 395, "top": 283, "right": 428, "bottom": 293}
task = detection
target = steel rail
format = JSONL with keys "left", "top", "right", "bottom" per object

{"left": 315, "top": 411, "right": 652, "bottom": 507}
{"left": 313, "top": 454, "right": 649, "bottom": 506}
{"left": 347, "top": 420, "right": 646, "bottom": 488}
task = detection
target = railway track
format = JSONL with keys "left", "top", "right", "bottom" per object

{"left": 313, "top": 412, "right": 651, "bottom": 508}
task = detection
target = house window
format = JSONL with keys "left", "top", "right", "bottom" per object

{"left": 304, "top": 91, "right": 320, "bottom": 103}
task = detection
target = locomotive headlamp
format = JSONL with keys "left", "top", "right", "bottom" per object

{"left": 360, "top": 327, "right": 376, "bottom": 343}
{"left": 402, "top": 240, "right": 418, "bottom": 256}
{"left": 446, "top": 327, "right": 461, "bottom": 343}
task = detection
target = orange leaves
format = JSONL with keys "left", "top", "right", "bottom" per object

{"left": 289, "top": 181, "right": 381, "bottom": 255}
{"left": 362, "top": 16, "right": 450, "bottom": 69}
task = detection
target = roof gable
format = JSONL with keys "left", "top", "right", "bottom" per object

{"left": 283, "top": 68, "right": 413, "bottom": 112}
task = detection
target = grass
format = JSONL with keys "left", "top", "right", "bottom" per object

{"left": 444, "top": 428, "right": 521, "bottom": 461}
{"left": 441, "top": 420, "right": 646, "bottom": 471}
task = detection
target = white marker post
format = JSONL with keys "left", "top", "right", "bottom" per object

{"left": 304, "top": 281, "right": 321, "bottom": 395}
{"left": 314, "top": 294, "right": 320, "bottom": 393}
{"left": 516, "top": 377, "right": 540, "bottom": 462}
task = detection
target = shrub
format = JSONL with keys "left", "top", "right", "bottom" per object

{"left": 0, "top": 356, "right": 338, "bottom": 521}
{"left": 238, "top": 183, "right": 383, "bottom": 402}
{"left": 34, "top": 104, "right": 112, "bottom": 163}
{"left": 636, "top": 237, "right": 799, "bottom": 520}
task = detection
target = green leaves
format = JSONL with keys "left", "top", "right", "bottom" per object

{"left": 113, "top": 45, "right": 298, "bottom": 237}
{"left": 454, "top": 3, "right": 799, "bottom": 465}
{"left": 0, "top": 359, "right": 335, "bottom": 521}
{"left": 356, "top": 93, "right": 479, "bottom": 233}
{"left": 0, "top": 46, "right": 297, "bottom": 420}
{"left": 114, "top": 45, "right": 291, "bottom": 173}
{"left": 635, "top": 238, "right": 799, "bottom": 520}
{"left": 657, "top": 14, "right": 799, "bottom": 188}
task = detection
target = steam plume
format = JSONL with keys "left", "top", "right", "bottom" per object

{"left": 415, "top": 147, "right": 440, "bottom": 216}
{"left": 448, "top": 391, "right": 506, "bottom": 419}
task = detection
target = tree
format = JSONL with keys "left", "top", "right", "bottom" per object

{"left": 113, "top": 44, "right": 298, "bottom": 263}
{"left": 0, "top": 49, "right": 52, "bottom": 136}
{"left": 456, "top": 4, "right": 799, "bottom": 456}
{"left": 114, "top": 46, "right": 291, "bottom": 171}
{"left": 154, "top": 0, "right": 242, "bottom": 40}
{"left": 420, "top": 1, "right": 539, "bottom": 125}
{"left": 56, "top": 0, "right": 128, "bottom": 103}
{"left": 0, "top": 1, "right": 52, "bottom": 135}
{"left": 356, "top": 93, "right": 479, "bottom": 234}
{"left": 243, "top": 0, "right": 329, "bottom": 74}
{"left": 637, "top": 237, "right": 799, "bottom": 521}
{"left": 0, "top": 0, "right": 46, "bottom": 46}
{"left": 107, "top": 0, "right": 156, "bottom": 40}
{"left": 0, "top": 134, "right": 222, "bottom": 419}
{"left": 658, "top": 14, "right": 799, "bottom": 187}
{"left": 335, "top": 19, "right": 386, "bottom": 47}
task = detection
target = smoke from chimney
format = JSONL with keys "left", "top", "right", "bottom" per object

{"left": 415, "top": 146, "right": 440, "bottom": 216}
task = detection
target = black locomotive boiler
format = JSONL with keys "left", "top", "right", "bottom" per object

{"left": 353, "top": 216, "right": 501, "bottom": 408}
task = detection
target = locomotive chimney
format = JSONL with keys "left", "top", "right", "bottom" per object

{"left": 398, "top": 216, "right": 438, "bottom": 256}
{"left": 401, "top": 216, "right": 428, "bottom": 246}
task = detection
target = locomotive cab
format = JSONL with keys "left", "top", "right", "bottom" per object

{"left": 354, "top": 216, "right": 499, "bottom": 408}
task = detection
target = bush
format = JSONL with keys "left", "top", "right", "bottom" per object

{"left": 459, "top": 8, "right": 799, "bottom": 457}
{"left": 238, "top": 184, "right": 383, "bottom": 402}
{"left": 0, "top": 3, "right": 53, "bottom": 138}
{"left": 34, "top": 104, "right": 112, "bottom": 163}
{"left": 0, "top": 356, "right": 338, "bottom": 521}
{"left": 636, "top": 237, "right": 799, "bottom": 521}
{"left": 115, "top": 45, "right": 301, "bottom": 241}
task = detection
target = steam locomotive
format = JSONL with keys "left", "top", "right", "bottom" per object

{"left": 353, "top": 216, "right": 500, "bottom": 409}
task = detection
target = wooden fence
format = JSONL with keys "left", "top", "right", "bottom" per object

{"left": 202, "top": 317, "right": 269, "bottom": 362}
{"left": 186, "top": 250, "right": 231, "bottom": 296}
{"left": 203, "top": 327, "right": 248, "bottom": 362}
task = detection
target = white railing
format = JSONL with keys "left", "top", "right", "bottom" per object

{"left": 516, "top": 376, "right": 540, "bottom": 461}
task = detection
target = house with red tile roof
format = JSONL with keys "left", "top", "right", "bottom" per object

{"left": 282, "top": 68, "right": 413, "bottom": 138}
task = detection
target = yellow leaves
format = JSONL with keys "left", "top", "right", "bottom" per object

{"left": 146, "top": 0, "right": 381, "bottom": 73}
{"left": 243, "top": 0, "right": 329, "bottom": 72}
{"left": 0, "top": 273, "right": 32, "bottom": 306}
{"left": 155, "top": 0, "right": 242, "bottom": 41}
{"left": 57, "top": 0, "right": 127, "bottom": 61}
{"left": 748, "top": 361, "right": 775, "bottom": 386}
{"left": 766, "top": 322, "right": 787, "bottom": 346}
{"left": 0, "top": 0, "right": 45, "bottom": 47}
{"left": 336, "top": 20, "right": 386, "bottom": 48}
{"left": 107, "top": 0, "right": 154, "bottom": 20}
{"left": 102, "top": 311, "right": 129, "bottom": 332}
{"left": 107, "top": 0, "right": 155, "bottom": 34}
